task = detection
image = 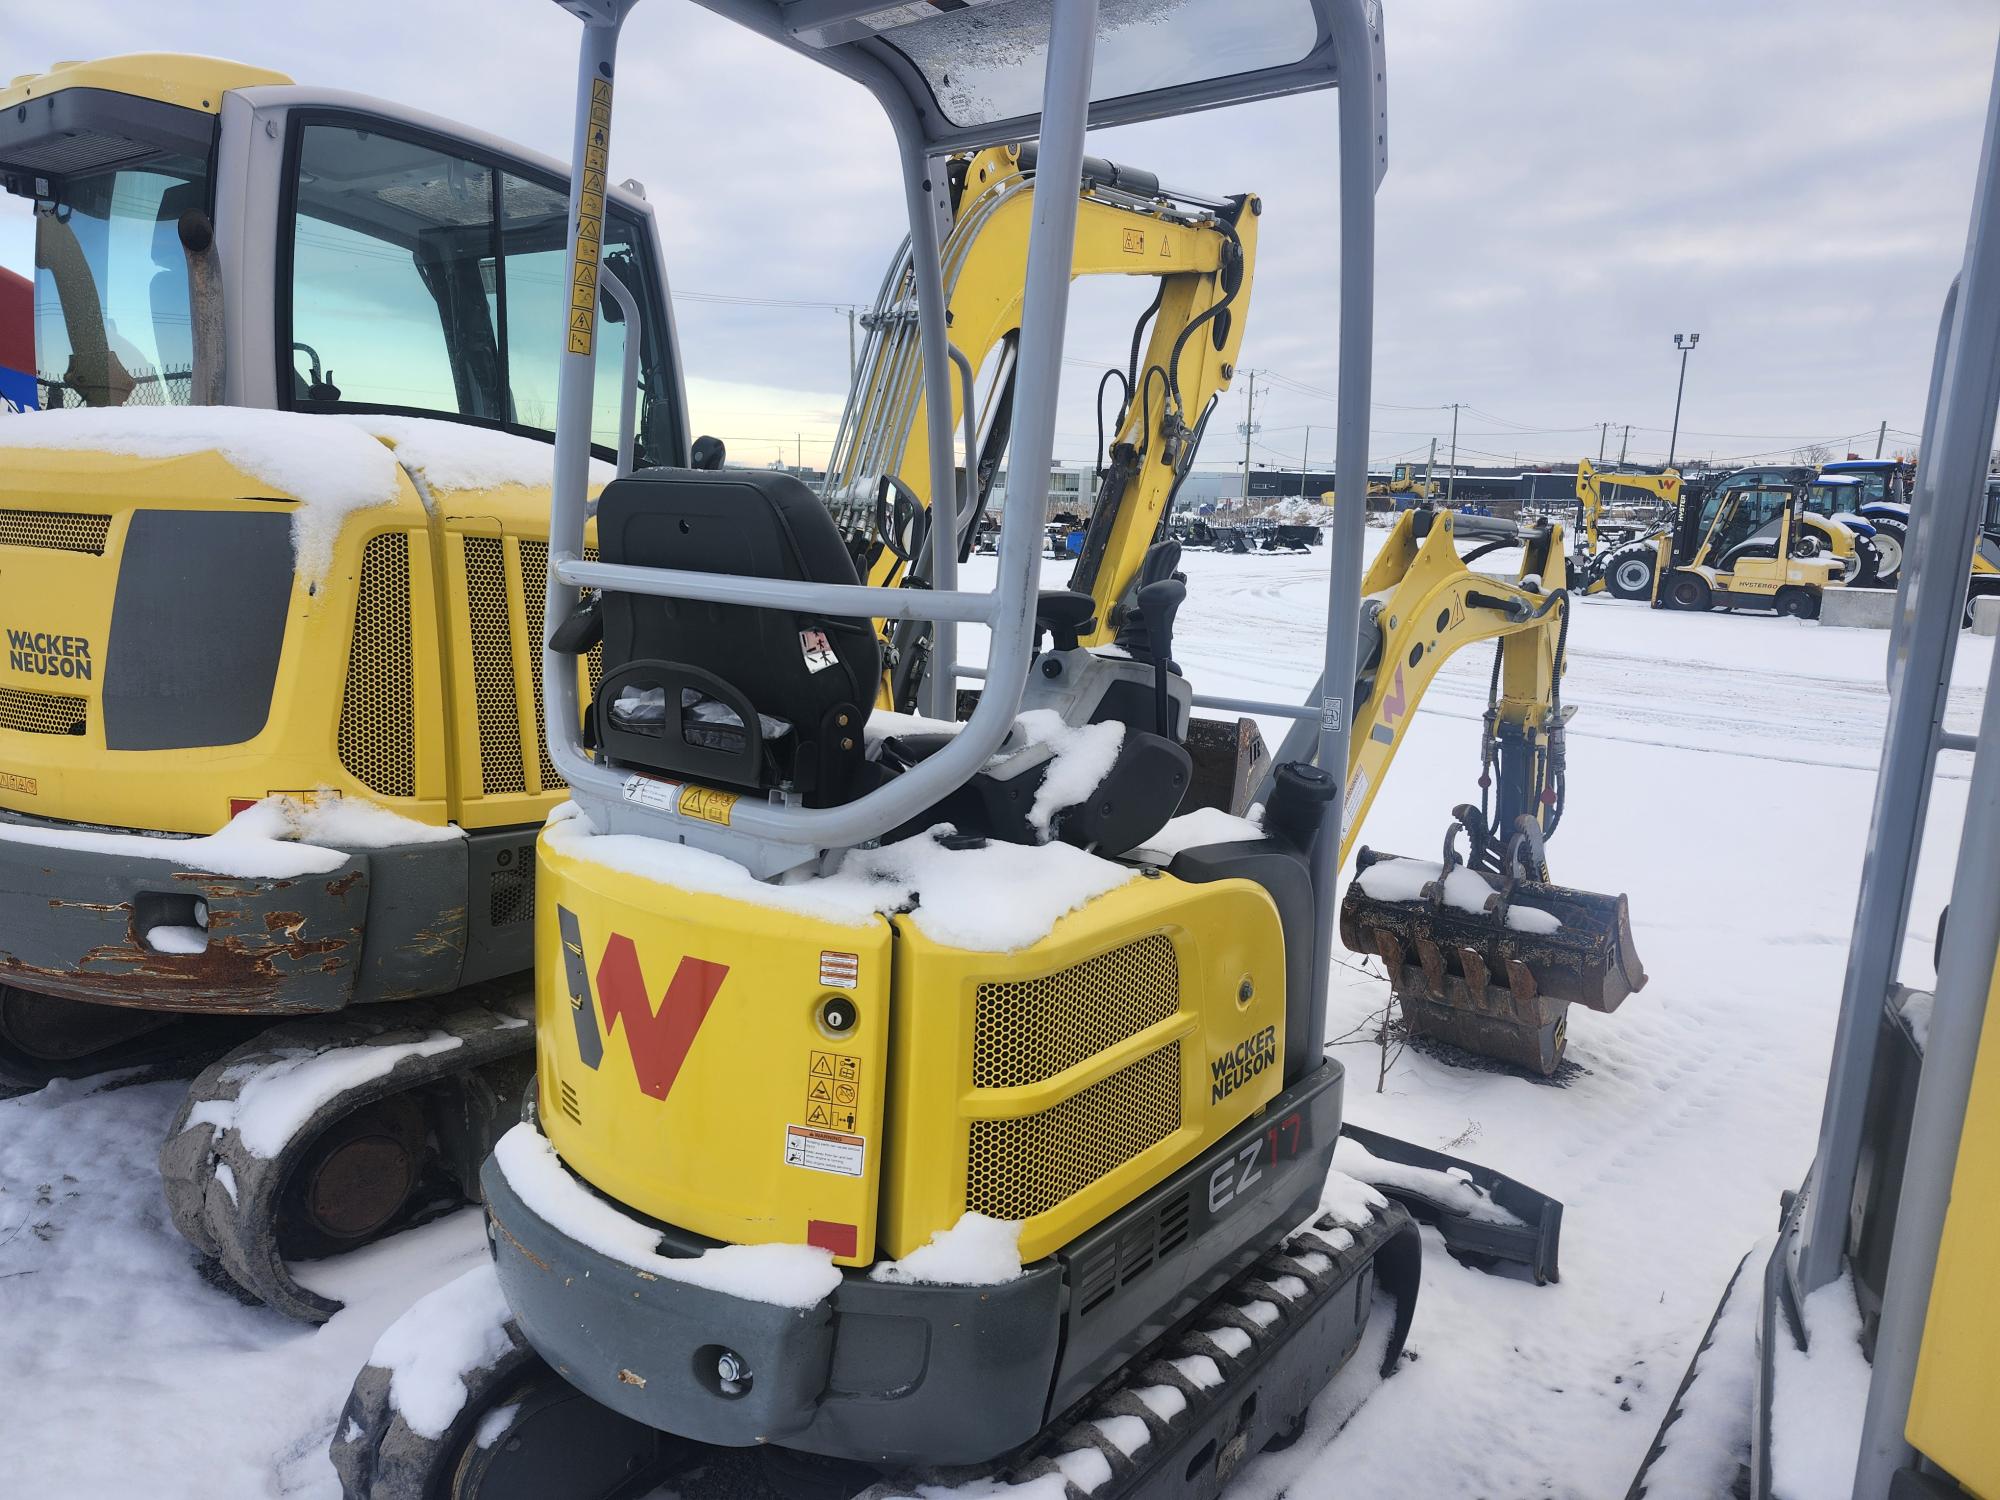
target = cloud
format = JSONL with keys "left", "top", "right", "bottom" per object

{"left": 3, "top": 0, "right": 1996, "bottom": 473}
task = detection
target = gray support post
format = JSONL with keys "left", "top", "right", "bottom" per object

{"left": 1799, "top": 29, "right": 2000, "bottom": 1298}
{"left": 891, "top": 127, "right": 962, "bottom": 720}
{"left": 543, "top": 2, "right": 629, "bottom": 810}
{"left": 599, "top": 265, "right": 642, "bottom": 475}
{"left": 1850, "top": 32, "right": 2000, "bottom": 1492}
{"left": 1309, "top": 0, "right": 1387, "bottom": 1034}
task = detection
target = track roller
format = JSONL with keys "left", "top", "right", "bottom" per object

{"left": 160, "top": 986, "right": 534, "bottom": 1322}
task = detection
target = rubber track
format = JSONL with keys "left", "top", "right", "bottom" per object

{"left": 160, "top": 988, "right": 534, "bottom": 1323}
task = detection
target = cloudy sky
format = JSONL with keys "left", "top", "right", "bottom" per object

{"left": 5, "top": 1, "right": 1997, "bottom": 476}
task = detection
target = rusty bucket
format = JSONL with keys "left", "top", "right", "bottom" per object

{"left": 1339, "top": 841, "right": 1647, "bottom": 1076}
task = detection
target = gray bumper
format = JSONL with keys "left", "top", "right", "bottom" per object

{"left": 482, "top": 1154, "right": 1067, "bottom": 1468}
{"left": 0, "top": 807, "right": 471, "bottom": 1012}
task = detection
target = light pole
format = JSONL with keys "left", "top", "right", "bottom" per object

{"left": 1667, "top": 333, "right": 1699, "bottom": 469}
{"left": 1301, "top": 425, "right": 1312, "bottom": 498}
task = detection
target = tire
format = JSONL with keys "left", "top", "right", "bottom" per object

{"left": 1605, "top": 547, "right": 1658, "bottom": 601}
{"left": 1776, "top": 585, "right": 1820, "bottom": 620}
{"left": 1868, "top": 518, "right": 1907, "bottom": 586}
{"left": 1664, "top": 573, "right": 1712, "bottom": 612}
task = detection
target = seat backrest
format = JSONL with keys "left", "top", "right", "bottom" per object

{"left": 595, "top": 468, "right": 881, "bottom": 805}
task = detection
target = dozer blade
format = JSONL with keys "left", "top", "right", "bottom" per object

{"left": 1338, "top": 1123, "right": 1563, "bottom": 1284}
{"left": 1339, "top": 846, "right": 1648, "bottom": 1076}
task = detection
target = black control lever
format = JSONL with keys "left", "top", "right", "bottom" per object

{"left": 1133, "top": 577, "right": 1187, "bottom": 739}
{"left": 548, "top": 591, "right": 604, "bottom": 654}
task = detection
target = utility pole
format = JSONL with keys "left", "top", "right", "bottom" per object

{"left": 1619, "top": 424, "right": 1630, "bottom": 465}
{"left": 847, "top": 308, "right": 858, "bottom": 385}
{"left": 1667, "top": 332, "right": 1700, "bottom": 468}
{"left": 796, "top": 433, "right": 802, "bottom": 473}
{"left": 1301, "top": 425, "right": 1312, "bottom": 498}
{"left": 1237, "top": 369, "right": 1260, "bottom": 509}
{"left": 1597, "top": 421, "right": 1611, "bottom": 463}
{"left": 1446, "top": 402, "right": 1461, "bottom": 505}
{"left": 1875, "top": 419, "right": 1888, "bottom": 460}
{"left": 1424, "top": 436, "right": 1437, "bottom": 497}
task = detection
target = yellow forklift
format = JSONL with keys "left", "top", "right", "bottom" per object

{"left": 332, "top": 4, "right": 1646, "bottom": 1496}
{"left": 1638, "top": 475, "right": 1862, "bottom": 618}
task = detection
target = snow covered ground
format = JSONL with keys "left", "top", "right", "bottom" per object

{"left": 2, "top": 539, "right": 1987, "bottom": 1498}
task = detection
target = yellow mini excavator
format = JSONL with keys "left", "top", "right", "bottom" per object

{"left": 331, "top": 5, "right": 1646, "bottom": 1498}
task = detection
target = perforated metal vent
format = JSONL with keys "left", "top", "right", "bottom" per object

{"left": 337, "top": 532, "right": 414, "bottom": 796}
{"left": 973, "top": 934, "right": 1180, "bottom": 1088}
{"left": 0, "top": 684, "right": 87, "bottom": 737}
{"left": 517, "top": 539, "right": 602, "bottom": 796}
{"left": 464, "top": 536, "right": 525, "bottom": 796}
{"left": 967, "top": 1042, "right": 1181, "bottom": 1222}
{"left": 0, "top": 509, "right": 111, "bottom": 556}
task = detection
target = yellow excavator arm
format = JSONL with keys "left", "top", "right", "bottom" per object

{"left": 824, "top": 144, "right": 1254, "bottom": 705}
{"left": 1574, "top": 456, "right": 1680, "bottom": 562}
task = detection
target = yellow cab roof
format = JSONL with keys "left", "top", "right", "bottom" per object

{"left": 0, "top": 54, "right": 292, "bottom": 114}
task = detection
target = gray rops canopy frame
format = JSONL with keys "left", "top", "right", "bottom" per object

{"left": 539, "top": 0, "right": 1387, "bottom": 950}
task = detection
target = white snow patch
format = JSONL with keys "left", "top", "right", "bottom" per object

{"left": 186, "top": 1032, "right": 463, "bottom": 1158}
{"left": 1008, "top": 709, "right": 1126, "bottom": 837}
{"left": 1269, "top": 1273, "right": 1310, "bottom": 1302}
{"left": 1899, "top": 988, "right": 1933, "bottom": 1049}
{"left": 1051, "top": 1447, "right": 1114, "bottom": 1492}
{"left": 870, "top": 1213, "right": 1023, "bottom": 1286}
{"left": 0, "top": 406, "right": 404, "bottom": 581}
{"left": 144, "top": 924, "right": 207, "bottom": 955}
{"left": 1134, "top": 804, "right": 1267, "bottom": 861}
{"left": 863, "top": 708, "right": 968, "bottom": 752}
{"left": 546, "top": 812, "right": 1133, "bottom": 954}
{"left": 212, "top": 1161, "right": 237, "bottom": 1206}
{"left": 473, "top": 1402, "right": 522, "bottom": 1450}
{"left": 1134, "top": 1384, "right": 1187, "bottom": 1422}
{"left": 0, "top": 789, "right": 456, "bottom": 881}
{"left": 370, "top": 1262, "right": 516, "bottom": 1441}
{"left": 1769, "top": 1273, "right": 1872, "bottom": 1500}
{"left": 1333, "top": 1137, "right": 1526, "bottom": 1226}
{"left": 1170, "top": 1354, "right": 1225, "bottom": 1390}
{"left": 1241, "top": 1299, "right": 1280, "bottom": 1328}
{"left": 1293, "top": 1251, "right": 1333, "bottom": 1276}
{"left": 1639, "top": 1251, "right": 1761, "bottom": 1500}
{"left": 493, "top": 1123, "right": 840, "bottom": 1308}
{"left": 1320, "top": 1169, "right": 1390, "bottom": 1228}
{"left": 340, "top": 413, "right": 613, "bottom": 495}
{"left": 1352, "top": 856, "right": 1565, "bottom": 934}
{"left": 1204, "top": 1325, "right": 1254, "bottom": 1358}
{"left": 1091, "top": 1413, "right": 1151, "bottom": 1457}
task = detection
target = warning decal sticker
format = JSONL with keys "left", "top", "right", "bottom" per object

{"left": 784, "top": 1124, "right": 865, "bottom": 1178}
{"left": 569, "top": 76, "right": 614, "bottom": 357}
{"left": 805, "top": 1048, "right": 861, "bottom": 1131}
{"left": 819, "top": 950, "right": 859, "bottom": 989}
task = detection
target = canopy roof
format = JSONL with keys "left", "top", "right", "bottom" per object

{"left": 695, "top": 0, "right": 1360, "bottom": 152}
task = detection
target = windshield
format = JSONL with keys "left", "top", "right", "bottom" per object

{"left": 1805, "top": 482, "right": 1854, "bottom": 516}
{"left": 33, "top": 154, "right": 207, "bottom": 409}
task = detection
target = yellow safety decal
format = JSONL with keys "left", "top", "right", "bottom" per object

{"left": 1122, "top": 227, "right": 1145, "bottom": 254}
{"left": 0, "top": 771, "right": 36, "bottom": 795}
{"left": 784, "top": 1123, "right": 865, "bottom": 1177}
{"left": 806, "top": 1048, "right": 862, "bottom": 1131}
{"left": 676, "top": 784, "right": 737, "bottom": 826}
{"left": 569, "top": 76, "right": 614, "bottom": 357}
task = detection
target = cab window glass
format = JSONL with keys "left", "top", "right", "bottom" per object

{"left": 34, "top": 155, "right": 207, "bottom": 408}
{"left": 286, "top": 121, "right": 676, "bottom": 463}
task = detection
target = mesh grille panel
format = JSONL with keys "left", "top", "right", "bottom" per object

{"left": 337, "top": 533, "right": 415, "bottom": 796}
{"left": 0, "top": 684, "right": 87, "bottom": 736}
{"left": 967, "top": 1043, "right": 1181, "bottom": 1222}
{"left": 973, "top": 935, "right": 1180, "bottom": 1088}
{"left": 518, "top": 541, "right": 602, "bottom": 794}
{"left": 464, "top": 536, "right": 525, "bottom": 796}
{"left": 0, "top": 509, "right": 111, "bottom": 556}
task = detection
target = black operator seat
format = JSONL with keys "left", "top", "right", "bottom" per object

{"left": 587, "top": 468, "right": 881, "bottom": 809}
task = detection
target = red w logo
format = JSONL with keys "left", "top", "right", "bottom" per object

{"left": 594, "top": 935, "right": 729, "bottom": 1100}
{"left": 1380, "top": 665, "right": 1409, "bottom": 724}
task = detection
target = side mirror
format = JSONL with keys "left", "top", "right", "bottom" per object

{"left": 691, "top": 435, "right": 726, "bottom": 471}
{"left": 874, "top": 476, "right": 931, "bottom": 565}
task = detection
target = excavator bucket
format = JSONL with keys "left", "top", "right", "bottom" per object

{"left": 1339, "top": 834, "right": 1647, "bottom": 1076}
